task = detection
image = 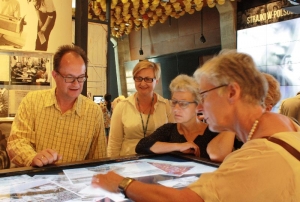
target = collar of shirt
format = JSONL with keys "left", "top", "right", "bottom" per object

{"left": 44, "top": 88, "right": 83, "bottom": 117}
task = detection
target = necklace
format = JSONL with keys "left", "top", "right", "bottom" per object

{"left": 137, "top": 96, "right": 154, "bottom": 137}
{"left": 247, "top": 112, "right": 265, "bottom": 141}
{"left": 247, "top": 120, "right": 259, "bottom": 141}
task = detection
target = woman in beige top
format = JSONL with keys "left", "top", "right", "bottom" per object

{"left": 107, "top": 60, "right": 174, "bottom": 157}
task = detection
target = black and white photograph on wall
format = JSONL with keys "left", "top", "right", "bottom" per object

{"left": 0, "top": 54, "right": 10, "bottom": 82}
{"left": 237, "top": 1, "right": 300, "bottom": 112}
{"left": 10, "top": 55, "right": 51, "bottom": 85}
{"left": 0, "top": 0, "right": 72, "bottom": 52}
{"left": 8, "top": 89, "right": 30, "bottom": 116}
{"left": 0, "top": 88, "right": 9, "bottom": 117}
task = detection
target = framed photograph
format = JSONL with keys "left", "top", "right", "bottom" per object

{"left": 0, "top": 0, "right": 72, "bottom": 52}
{"left": 10, "top": 55, "right": 51, "bottom": 86}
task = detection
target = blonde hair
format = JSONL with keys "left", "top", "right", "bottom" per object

{"left": 132, "top": 60, "right": 161, "bottom": 80}
{"left": 169, "top": 74, "right": 201, "bottom": 104}
{"left": 263, "top": 73, "right": 281, "bottom": 108}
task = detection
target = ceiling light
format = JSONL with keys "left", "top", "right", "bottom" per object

{"left": 139, "top": 28, "right": 144, "bottom": 55}
{"left": 200, "top": 10, "right": 206, "bottom": 43}
{"left": 200, "top": 34, "right": 206, "bottom": 43}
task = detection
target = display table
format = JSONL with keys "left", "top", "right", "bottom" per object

{"left": 0, "top": 117, "right": 14, "bottom": 123}
{"left": 0, "top": 153, "right": 219, "bottom": 201}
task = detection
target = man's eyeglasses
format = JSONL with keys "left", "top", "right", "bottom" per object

{"left": 170, "top": 99, "right": 197, "bottom": 109}
{"left": 199, "top": 84, "right": 228, "bottom": 104}
{"left": 134, "top": 77, "right": 155, "bottom": 83}
{"left": 56, "top": 71, "right": 87, "bottom": 83}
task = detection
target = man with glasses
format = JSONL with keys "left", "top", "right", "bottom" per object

{"left": 7, "top": 45, "right": 107, "bottom": 167}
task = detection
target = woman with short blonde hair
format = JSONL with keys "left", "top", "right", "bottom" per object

{"left": 107, "top": 60, "right": 174, "bottom": 157}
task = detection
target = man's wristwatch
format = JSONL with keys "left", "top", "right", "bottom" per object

{"left": 118, "top": 177, "right": 135, "bottom": 198}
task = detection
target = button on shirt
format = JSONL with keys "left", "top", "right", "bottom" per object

{"left": 7, "top": 88, "right": 107, "bottom": 167}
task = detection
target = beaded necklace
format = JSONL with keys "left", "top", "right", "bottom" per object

{"left": 247, "top": 120, "right": 259, "bottom": 141}
{"left": 137, "top": 96, "right": 154, "bottom": 137}
{"left": 247, "top": 113, "right": 265, "bottom": 141}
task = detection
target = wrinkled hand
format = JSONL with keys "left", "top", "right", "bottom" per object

{"left": 179, "top": 142, "right": 200, "bottom": 157}
{"left": 31, "top": 149, "right": 62, "bottom": 167}
{"left": 92, "top": 171, "right": 124, "bottom": 193}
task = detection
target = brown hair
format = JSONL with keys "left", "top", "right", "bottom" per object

{"left": 53, "top": 44, "right": 88, "bottom": 72}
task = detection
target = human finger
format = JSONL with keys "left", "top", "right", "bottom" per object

{"left": 43, "top": 149, "right": 62, "bottom": 164}
{"left": 92, "top": 174, "right": 101, "bottom": 187}
{"left": 193, "top": 147, "right": 200, "bottom": 157}
{"left": 31, "top": 153, "right": 46, "bottom": 167}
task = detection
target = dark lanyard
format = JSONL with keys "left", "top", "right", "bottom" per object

{"left": 137, "top": 96, "right": 154, "bottom": 137}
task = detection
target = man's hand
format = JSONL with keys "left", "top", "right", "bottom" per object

{"left": 31, "top": 148, "right": 62, "bottom": 167}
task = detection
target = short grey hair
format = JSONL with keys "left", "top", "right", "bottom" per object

{"left": 194, "top": 50, "right": 268, "bottom": 105}
{"left": 169, "top": 74, "right": 201, "bottom": 104}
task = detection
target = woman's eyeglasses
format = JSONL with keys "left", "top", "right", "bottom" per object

{"left": 170, "top": 99, "right": 197, "bottom": 109}
{"left": 199, "top": 84, "right": 228, "bottom": 104}
{"left": 134, "top": 77, "right": 155, "bottom": 83}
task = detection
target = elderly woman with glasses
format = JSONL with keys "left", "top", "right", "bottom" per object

{"left": 107, "top": 60, "right": 174, "bottom": 157}
{"left": 92, "top": 50, "right": 300, "bottom": 202}
{"left": 136, "top": 74, "right": 235, "bottom": 159}
{"left": 206, "top": 73, "right": 281, "bottom": 162}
